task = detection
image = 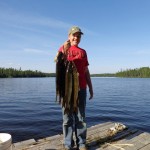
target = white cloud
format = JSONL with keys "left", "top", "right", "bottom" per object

{"left": 0, "top": 7, "right": 96, "bottom": 36}
{"left": 24, "top": 48, "right": 50, "bottom": 55}
{"left": 0, "top": 8, "right": 71, "bottom": 29}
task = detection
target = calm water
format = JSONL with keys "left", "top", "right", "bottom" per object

{"left": 0, "top": 77, "right": 150, "bottom": 143}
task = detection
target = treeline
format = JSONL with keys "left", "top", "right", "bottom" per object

{"left": 1, "top": 67, "right": 150, "bottom": 78}
{"left": 0, "top": 67, "right": 52, "bottom": 78}
{"left": 91, "top": 73, "right": 115, "bottom": 77}
{"left": 116, "top": 67, "right": 150, "bottom": 78}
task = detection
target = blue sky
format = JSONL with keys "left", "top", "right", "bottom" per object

{"left": 0, "top": 0, "right": 150, "bottom": 74}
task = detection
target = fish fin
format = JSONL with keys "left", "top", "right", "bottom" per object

{"left": 61, "top": 99, "right": 64, "bottom": 107}
{"left": 54, "top": 52, "right": 59, "bottom": 62}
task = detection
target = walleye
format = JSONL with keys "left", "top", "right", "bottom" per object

{"left": 64, "top": 61, "right": 73, "bottom": 114}
{"left": 72, "top": 62, "right": 79, "bottom": 112}
{"left": 63, "top": 61, "right": 79, "bottom": 114}
{"left": 55, "top": 52, "right": 79, "bottom": 114}
{"left": 55, "top": 52, "right": 66, "bottom": 103}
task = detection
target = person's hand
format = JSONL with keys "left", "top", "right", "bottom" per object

{"left": 63, "top": 40, "right": 71, "bottom": 55}
{"left": 89, "top": 88, "right": 93, "bottom": 100}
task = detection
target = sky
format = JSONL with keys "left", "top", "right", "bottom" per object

{"left": 0, "top": 0, "right": 150, "bottom": 74}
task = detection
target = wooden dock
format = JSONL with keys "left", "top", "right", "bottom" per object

{"left": 12, "top": 122, "right": 150, "bottom": 150}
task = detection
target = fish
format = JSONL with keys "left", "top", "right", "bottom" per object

{"left": 64, "top": 61, "right": 73, "bottom": 114}
{"left": 72, "top": 62, "right": 79, "bottom": 112}
{"left": 55, "top": 53, "right": 79, "bottom": 114}
{"left": 64, "top": 61, "right": 79, "bottom": 114}
{"left": 55, "top": 52, "right": 66, "bottom": 103}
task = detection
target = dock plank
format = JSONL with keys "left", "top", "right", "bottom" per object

{"left": 13, "top": 139, "right": 36, "bottom": 150}
{"left": 100, "top": 131, "right": 150, "bottom": 150}
{"left": 12, "top": 122, "right": 150, "bottom": 150}
{"left": 140, "top": 144, "right": 150, "bottom": 150}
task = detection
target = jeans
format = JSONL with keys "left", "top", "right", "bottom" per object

{"left": 62, "top": 89, "right": 87, "bottom": 149}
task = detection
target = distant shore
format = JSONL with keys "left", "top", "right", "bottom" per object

{"left": 0, "top": 67, "right": 150, "bottom": 78}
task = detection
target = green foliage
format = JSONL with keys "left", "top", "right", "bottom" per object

{"left": 1, "top": 67, "right": 150, "bottom": 78}
{"left": 91, "top": 73, "right": 115, "bottom": 77}
{"left": 0, "top": 67, "right": 54, "bottom": 78}
{"left": 116, "top": 67, "right": 150, "bottom": 78}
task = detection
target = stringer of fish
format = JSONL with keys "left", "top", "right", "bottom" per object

{"left": 55, "top": 52, "right": 79, "bottom": 114}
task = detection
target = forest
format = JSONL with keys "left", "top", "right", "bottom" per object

{"left": 116, "top": 67, "right": 150, "bottom": 78}
{"left": 0, "top": 67, "right": 150, "bottom": 78}
{"left": 90, "top": 73, "right": 115, "bottom": 77}
{"left": 0, "top": 67, "right": 52, "bottom": 78}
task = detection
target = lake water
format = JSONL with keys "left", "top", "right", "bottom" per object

{"left": 0, "top": 77, "right": 150, "bottom": 143}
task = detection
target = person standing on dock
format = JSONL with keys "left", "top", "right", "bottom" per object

{"left": 56, "top": 26, "right": 93, "bottom": 150}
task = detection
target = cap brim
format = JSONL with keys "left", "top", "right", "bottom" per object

{"left": 71, "top": 31, "right": 83, "bottom": 35}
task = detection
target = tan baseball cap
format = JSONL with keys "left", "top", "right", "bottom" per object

{"left": 68, "top": 26, "right": 83, "bottom": 35}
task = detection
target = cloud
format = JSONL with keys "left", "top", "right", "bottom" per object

{"left": 0, "top": 7, "right": 71, "bottom": 30}
{"left": 24, "top": 48, "right": 49, "bottom": 55}
{"left": 0, "top": 7, "right": 96, "bottom": 36}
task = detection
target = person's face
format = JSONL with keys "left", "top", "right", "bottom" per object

{"left": 68, "top": 32, "right": 82, "bottom": 46}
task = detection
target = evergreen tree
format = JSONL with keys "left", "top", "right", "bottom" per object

{"left": 116, "top": 67, "right": 150, "bottom": 78}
